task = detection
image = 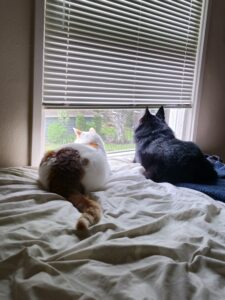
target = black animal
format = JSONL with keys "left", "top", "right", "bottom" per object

{"left": 134, "top": 106, "right": 217, "bottom": 184}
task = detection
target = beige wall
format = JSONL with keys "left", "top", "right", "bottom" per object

{"left": 0, "top": 0, "right": 34, "bottom": 167}
{"left": 195, "top": 0, "right": 225, "bottom": 160}
{"left": 0, "top": 0, "right": 224, "bottom": 167}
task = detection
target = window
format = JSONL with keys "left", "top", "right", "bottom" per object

{"left": 32, "top": 0, "right": 209, "bottom": 165}
{"left": 43, "top": 107, "right": 187, "bottom": 153}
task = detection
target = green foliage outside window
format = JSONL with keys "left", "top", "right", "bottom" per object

{"left": 46, "top": 110, "right": 135, "bottom": 151}
{"left": 47, "top": 122, "right": 67, "bottom": 144}
{"left": 76, "top": 114, "right": 87, "bottom": 131}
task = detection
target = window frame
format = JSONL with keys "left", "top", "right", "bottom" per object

{"left": 31, "top": 0, "right": 211, "bottom": 166}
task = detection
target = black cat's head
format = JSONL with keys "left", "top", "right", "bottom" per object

{"left": 134, "top": 106, "right": 170, "bottom": 141}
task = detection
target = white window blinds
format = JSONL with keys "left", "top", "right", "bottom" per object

{"left": 43, "top": 0, "right": 203, "bottom": 108}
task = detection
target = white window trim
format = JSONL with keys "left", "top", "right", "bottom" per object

{"left": 32, "top": 0, "right": 45, "bottom": 166}
{"left": 31, "top": 0, "right": 211, "bottom": 166}
{"left": 189, "top": 0, "right": 212, "bottom": 142}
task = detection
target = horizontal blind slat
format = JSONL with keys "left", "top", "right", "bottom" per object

{"left": 44, "top": 87, "right": 193, "bottom": 93}
{"left": 43, "top": 95, "right": 192, "bottom": 100}
{"left": 44, "top": 73, "right": 194, "bottom": 84}
{"left": 44, "top": 82, "right": 193, "bottom": 88}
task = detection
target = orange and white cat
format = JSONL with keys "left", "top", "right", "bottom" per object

{"left": 39, "top": 128, "right": 110, "bottom": 230}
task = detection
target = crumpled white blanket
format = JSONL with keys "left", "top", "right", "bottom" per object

{"left": 0, "top": 158, "right": 225, "bottom": 300}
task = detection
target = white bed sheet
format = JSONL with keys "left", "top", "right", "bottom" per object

{"left": 0, "top": 158, "right": 225, "bottom": 300}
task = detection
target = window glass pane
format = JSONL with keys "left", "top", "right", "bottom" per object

{"left": 44, "top": 108, "right": 187, "bottom": 152}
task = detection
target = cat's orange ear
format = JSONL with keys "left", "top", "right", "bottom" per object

{"left": 89, "top": 128, "right": 96, "bottom": 134}
{"left": 73, "top": 128, "right": 82, "bottom": 137}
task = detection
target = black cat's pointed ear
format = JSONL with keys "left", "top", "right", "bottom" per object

{"left": 156, "top": 106, "right": 165, "bottom": 121}
{"left": 144, "top": 107, "right": 151, "bottom": 117}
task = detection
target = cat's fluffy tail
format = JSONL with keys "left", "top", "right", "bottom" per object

{"left": 68, "top": 193, "right": 101, "bottom": 230}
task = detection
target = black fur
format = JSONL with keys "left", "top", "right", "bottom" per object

{"left": 134, "top": 107, "right": 217, "bottom": 184}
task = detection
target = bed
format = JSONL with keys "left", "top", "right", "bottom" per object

{"left": 0, "top": 157, "right": 225, "bottom": 299}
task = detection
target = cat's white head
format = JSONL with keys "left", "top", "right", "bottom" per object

{"left": 73, "top": 127, "right": 106, "bottom": 152}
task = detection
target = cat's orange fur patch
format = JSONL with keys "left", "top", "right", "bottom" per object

{"left": 68, "top": 193, "right": 101, "bottom": 230}
{"left": 40, "top": 150, "right": 56, "bottom": 165}
{"left": 88, "top": 142, "right": 98, "bottom": 149}
{"left": 76, "top": 218, "right": 90, "bottom": 231}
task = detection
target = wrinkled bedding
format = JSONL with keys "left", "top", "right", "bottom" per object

{"left": 0, "top": 158, "right": 225, "bottom": 300}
